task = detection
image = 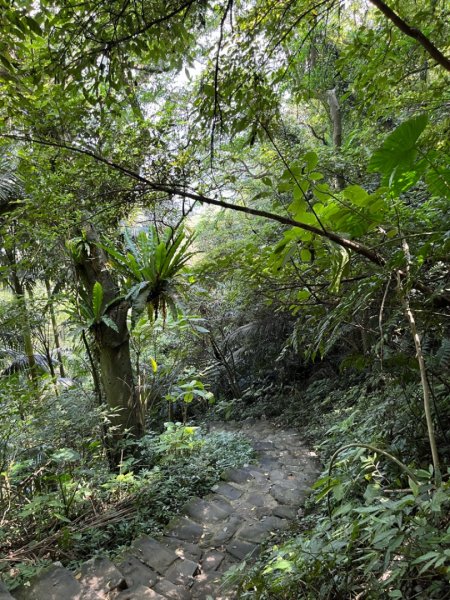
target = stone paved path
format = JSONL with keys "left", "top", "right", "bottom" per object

{"left": 8, "top": 419, "right": 320, "bottom": 600}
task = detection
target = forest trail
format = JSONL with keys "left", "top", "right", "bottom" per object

{"left": 8, "top": 420, "right": 320, "bottom": 600}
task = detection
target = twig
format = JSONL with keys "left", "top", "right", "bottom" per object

{"left": 369, "top": 0, "right": 450, "bottom": 71}
{"left": 210, "top": 0, "right": 233, "bottom": 166}
{"left": 327, "top": 443, "right": 419, "bottom": 519}
{"left": 378, "top": 273, "right": 392, "bottom": 370}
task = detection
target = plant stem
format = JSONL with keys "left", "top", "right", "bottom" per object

{"left": 396, "top": 238, "right": 440, "bottom": 484}
{"left": 327, "top": 442, "right": 420, "bottom": 519}
{"left": 398, "top": 277, "right": 441, "bottom": 484}
{"left": 328, "top": 443, "right": 419, "bottom": 484}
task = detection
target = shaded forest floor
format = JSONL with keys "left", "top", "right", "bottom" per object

{"left": 6, "top": 420, "right": 320, "bottom": 600}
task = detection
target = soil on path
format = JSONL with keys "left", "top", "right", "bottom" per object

{"left": 7, "top": 419, "right": 320, "bottom": 600}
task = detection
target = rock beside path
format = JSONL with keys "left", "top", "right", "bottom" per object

{"left": 9, "top": 420, "right": 320, "bottom": 600}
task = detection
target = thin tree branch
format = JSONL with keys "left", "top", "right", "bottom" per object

{"left": 369, "top": 0, "right": 450, "bottom": 72}
{"left": 210, "top": 0, "right": 233, "bottom": 166}
{"left": 397, "top": 260, "right": 441, "bottom": 483}
{"left": 300, "top": 121, "right": 328, "bottom": 145}
{"left": 3, "top": 132, "right": 449, "bottom": 306}
{"left": 260, "top": 121, "right": 328, "bottom": 232}
{"left": 1, "top": 133, "right": 385, "bottom": 266}
{"left": 378, "top": 272, "right": 392, "bottom": 371}
{"left": 87, "top": 0, "right": 196, "bottom": 47}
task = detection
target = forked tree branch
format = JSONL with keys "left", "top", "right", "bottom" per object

{"left": 2, "top": 132, "right": 449, "bottom": 307}
{"left": 1, "top": 133, "right": 386, "bottom": 266}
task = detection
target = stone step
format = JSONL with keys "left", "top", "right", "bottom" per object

{"left": 272, "top": 504, "right": 298, "bottom": 519}
{"left": 161, "top": 537, "right": 202, "bottom": 562}
{"left": 199, "top": 515, "right": 244, "bottom": 547}
{"left": 165, "top": 517, "right": 204, "bottom": 544}
{"left": 226, "top": 538, "right": 260, "bottom": 561}
{"left": 78, "top": 557, "right": 126, "bottom": 595}
{"left": 113, "top": 585, "right": 166, "bottom": 599}
{"left": 164, "top": 558, "right": 199, "bottom": 587}
{"left": 210, "top": 482, "right": 243, "bottom": 501}
{"left": 0, "top": 582, "right": 14, "bottom": 600}
{"left": 220, "top": 467, "right": 255, "bottom": 485}
{"left": 252, "top": 441, "right": 275, "bottom": 451}
{"left": 130, "top": 536, "right": 179, "bottom": 574}
{"left": 200, "top": 550, "right": 225, "bottom": 572}
{"left": 182, "top": 497, "right": 232, "bottom": 524}
{"left": 116, "top": 554, "right": 159, "bottom": 590}
{"left": 235, "top": 515, "right": 289, "bottom": 544}
{"left": 190, "top": 573, "right": 223, "bottom": 599}
{"left": 6, "top": 419, "right": 320, "bottom": 600}
{"left": 153, "top": 579, "right": 192, "bottom": 600}
{"left": 13, "top": 565, "right": 104, "bottom": 600}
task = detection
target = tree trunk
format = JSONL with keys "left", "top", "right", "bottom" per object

{"left": 97, "top": 303, "right": 144, "bottom": 442}
{"left": 327, "top": 88, "right": 345, "bottom": 190}
{"left": 81, "top": 329, "right": 103, "bottom": 408}
{"left": 81, "top": 329, "right": 117, "bottom": 468}
{"left": 5, "top": 248, "right": 38, "bottom": 383}
{"left": 73, "top": 223, "right": 144, "bottom": 451}
{"left": 45, "top": 278, "right": 66, "bottom": 378}
{"left": 20, "top": 296, "right": 37, "bottom": 382}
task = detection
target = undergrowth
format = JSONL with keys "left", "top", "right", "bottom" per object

{"left": 1, "top": 423, "right": 254, "bottom": 590}
{"left": 218, "top": 373, "right": 450, "bottom": 599}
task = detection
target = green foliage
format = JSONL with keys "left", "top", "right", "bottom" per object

{"left": 1, "top": 422, "right": 254, "bottom": 589}
{"left": 426, "top": 165, "right": 450, "bottom": 200}
{"left": 233, "top": 462, "right": 450, "bottom": 599}
{"left": 0, "top": 1, "right": 449, "bottom": 596}
{"left": 328, "top": 243, "right": 349, "bottom": 294}
{"left": 0, "top": 149, "right": 21, "bottom": 205}
{"left": 151, "top": 423, "right": 204, "bottom": 458}
{"left": 368, "top": 114, "right": 428, "bottom": 186}
{"left": 0, "top": 379, "right": 112, "bottom": 583}
{"left": 226, "top": 372, "right": 450, "bottom": 599}
{"left": 164, "top": 367, "right": 214, "bottom": 422}
{"left": 101, "top": 227, "right": 194, "bottom": 327}
{"left": 368, "top": 114, "right": 450, "bottom": 200}
{"left": 65, "top": 281, "right": 119, "bottom": 334}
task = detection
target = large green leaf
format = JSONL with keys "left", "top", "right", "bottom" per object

{"left": 368, "top": 115, "right": 428, "bottom": 184}
{"left": 101, "top": 315, "right": 119, "bottom": 333}
{"left": 128, "top": 283, "right": 150, "bottom": 329}
{"left": 0, "top": 152, "right": 22, "bottom": 204}
{"left": 101, "top": 226, "right": 194, "bottom": 325}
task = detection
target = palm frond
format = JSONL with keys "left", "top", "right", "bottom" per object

{"left": 1, "top": 354, "right": 53, "bottom": 376}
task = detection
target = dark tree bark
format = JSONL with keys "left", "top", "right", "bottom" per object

{"left": 369, "top": 0, "right": 450, "bottom": 72}
{"left": 4, "top": 248, "right": 38, "bottom": 383}
{"left": 45, "top": 278, "right": 66, "bottom": 378}
{"left": 4, "top": 134, "right": 449, "bottom": 307}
